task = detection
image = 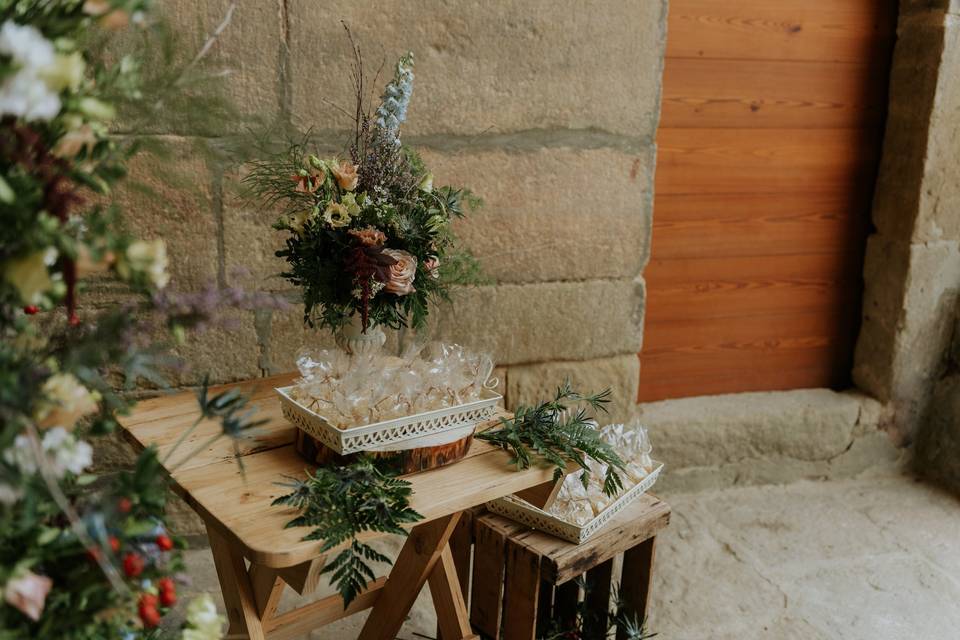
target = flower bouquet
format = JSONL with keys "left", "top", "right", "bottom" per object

{"left": 244, "top": 41, "right": 481, "bottom": 353}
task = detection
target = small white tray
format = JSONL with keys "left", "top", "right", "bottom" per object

{"left": 486, "top": 461, "right": 663, "bottom": 544}
{"left": 276, "top": 386, "right": 502, "bottom": 455}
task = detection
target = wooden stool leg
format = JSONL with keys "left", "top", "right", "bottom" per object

{"left": 617, "top": 536, "right": 657, "bottom": 640}
{"left": 430, "top": 545, "right": 474, "bottom": 640}
{"left": 438, "top": 511, "right": 474, "bottom": 640}
{"left": 206, "top": 525, "right": 267, "bottom": 640}
{"left": 583, "top": 559, "right": 613, "bottom": 638}
{"left": 358, "top": 514, "right": 463, "bottom": 640}
{"left": 501, "top": 538, "right": 541, "bottom": 640}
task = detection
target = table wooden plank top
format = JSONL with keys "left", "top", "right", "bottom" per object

{"left": 119, "top": 373, "right": 555, "bottom": 569}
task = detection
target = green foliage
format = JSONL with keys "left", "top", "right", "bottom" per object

{"left": 272, "top": 457, "right": 423, "bottom": 606}
{"left": 477, "top": 381, "right": 627, "bottom": 497}
{"left": 242, "top": 42, "right": 484, "bottom": 334}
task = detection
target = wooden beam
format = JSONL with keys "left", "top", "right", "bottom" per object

{"left": 358, "top": 514, "right": 462, "bottom": 640}
{"left": 276, "top": 557, "right": 325, "bottom": 596}
{"left": 262, "top": 577, "right": 387, "bottom": 640}
{"left": 207, "top": 525, "right": 266, "bottom": 640}
{"left": 429, "top": 546, "right": 474, "bottom": 640}
{"left": 248, "top": 564, "right": 284, "bottom": 621}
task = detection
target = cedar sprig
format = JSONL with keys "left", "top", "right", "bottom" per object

{"left": 477, "top": 380, "right": 626, "bottom": 497}
{"left": 273, "top": 457, "right": 423, "bottom": 606}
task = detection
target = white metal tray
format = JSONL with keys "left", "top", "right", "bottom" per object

{"left": 276, "top": 385, "right": 502, "bottom": 455}
{"left": 486, "top": 461, "right": 663, "bottom": 544}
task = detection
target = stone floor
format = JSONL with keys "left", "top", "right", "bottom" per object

{"left": 181, "top": 469, "right": 960, "bottom": 639}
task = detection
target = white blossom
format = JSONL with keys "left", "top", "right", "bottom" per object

{"left": 3, "top": 427, "right": 93, "bottom": 479}
{"left": 0, "top": 21, "right": 61, "bottom": 121}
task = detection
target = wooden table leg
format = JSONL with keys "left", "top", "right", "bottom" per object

{"left": 358, "top": 513, "right": 464, "bottom": 640}
{"left": 617, "top": 536, "right": 657, "bottom": 640}
{"left": 437, "top": 512, "right": 474, "bottom": 640}
{"left": 207, "top": 525, "right": 268, "bottom": 640}
{"left": 429, "top": 545, "right": 474, "bottom": 640}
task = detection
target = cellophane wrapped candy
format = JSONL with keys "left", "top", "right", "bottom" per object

{"left": 546, "top": 419, "right": 656, "bottom": 526}
{"left": 288, "top": 342, "right": 495, "bottom": 429}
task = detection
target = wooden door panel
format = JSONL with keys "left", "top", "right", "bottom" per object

{"left": 655, "top": 128, "right": 879, "bottom": 196}
{"left": 661, "top": 58, "right": 888, "bottom": 129}
{"left": 666, "top": 0, "right": 897, "bottom": 63}
{"left": 650, "top": 192, "right": 870, "bottom": 259}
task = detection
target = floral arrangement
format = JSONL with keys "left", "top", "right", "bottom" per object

{"left": 0, "top": 2, "right": 274, "bottom": 638}
{"left": 244, "top": 35, "right": 482, "bottom": 334}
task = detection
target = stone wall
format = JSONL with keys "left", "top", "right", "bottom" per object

{"left": 99, "top": 1, "right": 669, "bottom": 422}
{"left": 852, "top": 0, "right": 960, "bottom": 452}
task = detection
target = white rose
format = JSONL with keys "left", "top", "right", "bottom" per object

{"left": 37, "top": 372, "right": 101, "bottom": 429}
{"left": 118, "top": 240, "right": 170, "bottom": 289}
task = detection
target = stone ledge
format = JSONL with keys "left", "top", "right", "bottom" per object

{"left": 637, "top": 388, "right": 899, "bottom": 491}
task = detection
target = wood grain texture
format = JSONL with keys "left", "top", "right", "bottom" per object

{"left": 655, "top": 128, "right": 879, "bottom": 196}
{"left": 650, "top": 192, "right": 869, "bottom": 259}
{"left": 118, "top": 377, "right": 554, "bottom": 569}
{"left": 666, "top": 0, "right": 896, "bottom": 63}
{"left": 639, "top": 0, "right": 892, "bottom": 401}
{"left": 661, "top": 58, "right": 888, "bottom": 129}
{"left": 644, "top": 253, "right": 862, "bottom": 319}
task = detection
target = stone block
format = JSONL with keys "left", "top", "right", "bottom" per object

{"left": 151, "top": 0, "right": 282, "bottom": 132}
{"left": 505, "top": 354, "right": 639, "bottom": 423}
{"left": 426, "top": 278, "right": 644, "bottom": 366}
{"left": 420, "top": 147, "right": 654, "bottom": 283}
{"left": 286, "top": 0, "right": 667, "bottom": 138}
{"left": 638, "top": 388, "right": 866, "bottom": 469}
{"left": 916, "top": 373, "right": 960, "bottom": 492}
{"left": 913, "top": 15, "right": 960, "bottom": 242}
{"left": 172, "top": 309, "right": 262, "bottom": 385}
{"left": 221, "top": 167, "right": 291, "bottom": 292}
{"left": 109, "top": 136, "right": 219, "bottom": 292}
{"left": 852, "top": 234, "right": 911, "bottom": 401}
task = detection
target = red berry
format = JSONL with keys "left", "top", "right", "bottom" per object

{"left": 155, "top": 534, "right": 174, "bottom": 551}
{"left": 22, "top": 305, "right": 39, "bottom": 315}
{"left": 159, "top": 588, "right": 176, "bottom": 608}
{"left": 122, "top": 552, "right": 144, "bottom": 578}
{"left": 140, "top": 593, "right": 158, "bottom": 607}
{"left": 157, "top": 577, "right": 175, "bottom": 593}
{"left": 138, "top": 603, "right": 161, "bottom": 628}
{"left": 117, "top": 497, "right": 132, "bottom": 514}
{"left": 108, "top": 536, "right": 120, "bottom": 553}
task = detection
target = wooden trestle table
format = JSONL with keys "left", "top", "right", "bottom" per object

{"left": 119, "top": 373, "right": 558, "bottom": 640}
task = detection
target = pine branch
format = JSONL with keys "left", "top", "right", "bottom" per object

{"left": 477, "top": 381, "right": 625, "bottom": 497}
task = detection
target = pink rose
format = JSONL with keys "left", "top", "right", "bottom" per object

{"left": 423, "top": 256, "right": 440, "bottom": 279}
{"left": 381, "top": 249, "right": 417, "bottom": 295}
{"left": 5, "top": 571, "right": 53, "bottom": 622}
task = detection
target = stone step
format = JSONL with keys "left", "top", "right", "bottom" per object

{"left": 636, "top": 388, "right": 904, "bottom": 493}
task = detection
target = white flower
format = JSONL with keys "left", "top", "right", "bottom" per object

{"left": 42, "top": 427, "right": 93, "bottom": 476}
{"left": 0, "top": 21, "right": 61, "bottom": 121}
{"left": 37, "top": 372, "right": 101, "bottom": 429}
{"left": 4, "top": 434, "right": 37, "bottom": 475}
{"left": 2, "top": 248, "right": 57, "bottom": 305}
{"left": 0, "top": 483, "right": 22, "bottom": 506}
{"left": 182, "top": 594, "right": 224, "bottom": 640}
{"left": 39, "top": 52, "right": 85, "bottom": 92}
{"left": 117, "top": 239, "right": 170, "bottom": 289}
{"left": 0, "top": 21, "right": 54, "bottom": 69}
{"left": 3, "top": 427, "right": 93, "bottom": 479}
